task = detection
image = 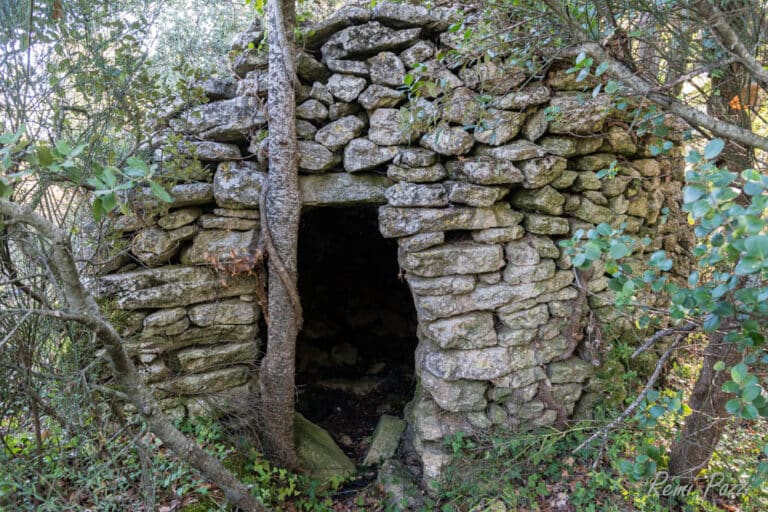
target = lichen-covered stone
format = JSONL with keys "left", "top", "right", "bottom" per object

{"left": 423, "top": 312, "right": 497, "bottom": 349}
{"left": 387, "top": 163, "right": 446, "bottom": 183}
{"left": 310, "top": 81, "right": 334, "bottom": 105}
{"left": 326, "top": 59, "right": 369, "bottom": 76}
{"left": 510, "top": 186, "right": 565, "bottom": 215}
{"left": 460, "top": 61, "right": 526, "bottom": 95}
{"left": 503, "top": 260, "right": 556, "bottom": 285}
{"left": 327, "top": 74, "right": 368, "bottom": 102}
{"left": 180, "top": 229, "right": 255, "bottom": 265}
{"left": 344, "top": 138, "right": 399, "bottom": 172}
{"left": 296, "top": 99, "right": 330, "bottom": 121}
{"left": 474, "top": 110, "right": 527, "bottom": 146}
{"left": 358, "top": 84, "right": 405, "bottom": 110}
{"left": 398, "top": 232, "right": 445, "bottom": 252}
{"left": 476, "top": 140, "right": 546, "bottom": 161}
{"left": 419, "top": 370, "right": 487, "bottom": 412}
{"left": 372, "top": 2, "right": 433, "bottom": 28}
{"left": 369, "top": 108, "right": 421, "bottom": 145}
{"left": 548, "top": 358, "right": 595, "bottom": 384}
{"left": 158, "top": 366, "right": 251, "bottom": 394}
{"left": 573, "top": 198, "right": 614, "bottom": 224}
{"left": 198, "top": 215, "right": 258, "bottom": 231}
{"left": 393, "top": 148, "right": 437, "bottom": 167}
{"left": 441, "top": 87, "right": 480, "bottom": 125}
{"left": 296, "top": 52, "right": 331, "bottom": 83}
{"left": 447, "top": 158, "right": 524, "bottom": 185}
{"left": 472, "top": 226, "right": 524, "bottom": 243}
{"left": 379, "top": 203, "right": 522, "bottom": 238}
{"left": 131, "top": 225, "right": 197, "bottom": 266}
{"left": 491, "top": 84, "right": 550, "bottom": 109}
{"left": 299, "top": 140, "right": 341, "bottom": 172}
{"left": 188, "top": 299, "right": 258, "bottom": 327}
{"left": 321, "top": 22, "right": 421, "bottom": 60}
{"left": 362, "top": 415, "right": 406, "bottom": 466}
{"left": 171, "top": 96, "right": 265, "bottom": 141}
{"left": 303, "top": 6, "right": 372, "bottom": 49}
{"left": 548, "top": 94, "right": 611, "bottom": 134}
{"left": 523, "top": 214, "right": 570, "bottom": 235}
{"left": 368, "top": 52, "right": 405, "bottom": 87}
{"left": 158, "top": 208, "right": 202, "bottom": 230}
{"left": 400, "top": 40, "right": 435, "bottom": 66}
{"left": 424, "top": 346, "right": 511, "bottom": 381}
{"left": 406, "top": 274, "right": 475, "bottom": 295}
{"left": 328, "top": 101, "right": 361, "bottom": 120}
{"left": 519, "top": 156, "right": 567, "bottom": 188}
{"left": 420, "top": 125, "right": 474, "bottom": 156}
{"left": 445, "top": 181, "right": 510, "bottom": 207}
{"left": 385, "top": 182, "right": 447, "bottom": 207}
{"left": 539, "top": 135, "right": 604, "bottom": 157}
{"left": 400, "top": 242, "right": 504, "bottom": 277}
{"left": 300, "top": 172, "right": 391, "bottom": 206}
{"left": 176, "top": 342, "right": 258, "bottom": 373}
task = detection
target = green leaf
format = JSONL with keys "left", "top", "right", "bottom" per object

{"left": 595, "top": 62, "right": 609, "bottom": 77}
{"left": 735, "top": 257, "right": 761, "bottom": 275}
{"left": 584, "top": 241, "right": 602, "bottom": 260}
{"left": 725, "top": 398, "right": 741, "bottom": 415}
{"left": 101, "top": 192, "right": 117, "bottom": 213}
{"left": 743, "top": 384, "right": 762, "bottom": 402}
{"left": 745, "top": 235, "right": 768, "bottom": 259}
{"left": 682, "top": 185, "right": 706, "bottom": 203}
{"left": 731, "top": 363, "right": 748, "bottom": 384}
{"left": 149, "top": 182, "right": 174, "bottom": 203}
{"left": 92, "top": 197, "right": 104, "bottom": 221}
{"left": 609, "top": 242, "right": 630, "bottom": 260}
{"left": 605, "top": 80, "right": 619, "bottom": 94}
{"left": 703, "top": 139, "right": 725, "bottom": 160}
{"left": 36, "top": 145, "right": 54, "bottom": 167}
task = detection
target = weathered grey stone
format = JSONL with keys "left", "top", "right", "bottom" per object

{"left": 180, "top": 229, "right": 255, "bottom": 265}
{"left": 310, "top": 81, "right": 334, "bottom": 105}
{"left": 369, "top": 108, "right": 420, "bottom": 145}
{"left": 385, "top": 182, "right": 447, "bottom": 207}
{"left": 420, "top": 125, "right": 474, "bottom": 156}
{"left": 510, "top": 186, "right": 565, "bottom": 215}
{"left": 472, "top": 226, "right": 524, "bottom": 243}
{"left": 631, "top": 159, "right": 661, "bottom": 177}
{"left": 379, "top": 203, "right": 521, "bottom": 238}
{"left": 143, "top": 307, "right": 187, "bottom": 329}
{"left": 445, "top": 181, "right": 509, "bottom": 207}
{"left": 213, "top": 208, "right": 259, "bottom": 220}
{"left": 447, "top": 158, "right": 524, "bottom": 185}
{"left": 296, "top": 99, "right": 329, "bottom": 121}
{"left": 326, "top": 74, "right": 368, "bottom": 103}
{"left": 176, "top": 342, "right": 258, "bottom": 373}
{"left": 138, "top": 359, "right": 172, "bottom": 384}
{"left": 550, "top": 170, "right": 578, "bottom": 189}
{"left": 358, "top": 85, "right": 405, "bottom": 110}
{"left": 303, "top": 6, "right": 372, "bottom": 50}
{"left": 387, "top": 163, "right": 446, "bottom": 183}
{"left": 441, "top": 87, "right": 480, "bottom": 125}
{"left": 519, "top": 156, "right": 567, "bottom": 188}
{"left": 419, "top": 370, "right": 487, "bottom": 412}
{"left": 231, "top": 49, "right": 268, "bottom": 78}
{"left": 503, "top": 260, "right": 556, "bottom": 285}
{"left": 476, "top": 140, "right": 546, "bottom": 162}
{"left": 477, "top": 271, "right": 502, "bottom": 285}
{"left": 499, "top": 304, "right": 549, "bottom": 331}
{"left": 548, "top": 94, "right": 611, "bottom": 134}
{"left": 407, "top": 274, "right": 475, "bottom": 297}
{"left": 326, "top": 59, "right": 370, "bottom": 76}
{"left": 601, "top": 175, "right": 632, "bottom": 197}
{"left": 527, "top": 235, "right": 560, "bottom": 258}
{"left": 158, "top": 207, "right": 202, "bottom": 230}
{"left": 131, "top": 183, "right": 214, "bottom": 210}
{"left": 563, "top": 195, "right": 582, "bottom": 213}
{"left": 373, "top": 2, "right": 433, "bottom": 28}
{"left": 300, "top": 172, "right": 391, "bottom": 206}
{"left": 524, "top": 214, "right": 570, "bottom": 235}
{"left": 411, "top": 59, "right": 463, "bottom": 97}
{"left": 460, "top": 61, "right": 526, "bottom": 95}
{"left": 393, "top": 148, "right": 437, "bottom": 167}
{"left": 171, "top": 97, "right": 265, "bottom": 141}
{"left": 497, "top": 326, "right": 537, "bottom": 347}
{"left": 291, "top": 121, "right": 315, "bottom": 141}
{"left": 131, "top": 225, "right": 197, "bottom": 266}
{"left": 298, "top": 141, "right": 341, "bottom": 172}
{"left": 368, "top": 52, "right": 406, "bottom": 87}
{"left": 474, "top": 110, "right": 527, "bottom": 145}
{"left": 296, "top": 51, "right": 330, "bottom": 83}
{"left": 398, "top": 232, "right": 445, "bottom": 252}
{"left": 213, "top": 161, "right": 265, "bottom": 208}
{"left": 423, "top": 312, "right": 497, "bottom": 349}
{"left": 491, "top": 84, "right": 550, "bottom": 109}
{"left": 234, "top": 69, "right": 268, "bottom": 97}
{"left": 400, "top": 242, "right": 504, "bottom": 277}
{"left": 414, "top": 282, "right": 532, "bottom": 321}
{"left": 377, "top": 459, "right": 425, "bottom": 510}
{"left": 295, "top": 413, "right": 356, "bottom": 484}
{"left": 574, "top": 153, "right": 617, "bottom": 172}
{"left": 198, "top": 214, "right": 259, "bottom": 231}
{"left": 344, "top": 138, "right": 399, "bottom": 172}
{"left": 188, "top": 299, "right": 258, "bottom": 327}
{"left": 505, "top": 237, "right": 541, "bottom": 266}
{"left": 321, "top": 22, "right": 421, "bottom": 60}
{"left": 573, "top": 198, "right": 614, "bottom": 224}
{"left": 158, "top": 366, "right": 251, "bottom": 394}
{"left": 492, "top": 367, "right": 546, "bottom": 390}
{"left": 603, "top": 127, "right": 637, "bottom": 154}
{"left": 198, "top": 78, "right": 236, "bottom": 100}
{"left": 328, "top": 102, "right": 361, "bottom": 121}
{"left": 425, "top": 346, "right": 511, "bottom": 381}
{"left": 362, "top": 415, "right": 406, "bottom": 466}
{"left": 583, "top": 190, "right": 608, "bottom": 206}
{"left": 548, "top": 358, "right": 594, "bottom": 384}
{"left": 523, "top": 108, "right": 548, "bottom": 141}
{"left": 154, "top": 141, "right": 241, "bottom": 162}
{"left": 539, "top": 135, "right": 604, "bottom": 157}
{"left": 400, "top": 40, "right": 435, "bottom": 66}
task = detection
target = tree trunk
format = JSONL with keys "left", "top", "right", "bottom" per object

{"left": 0, "top": 199, "right": 270, "bottom": 512}
{"left": 668, "top": 331, "right": 740, "bottom": 481}
{"left": 259, "top": 0, "right": 301, "bottom": 469}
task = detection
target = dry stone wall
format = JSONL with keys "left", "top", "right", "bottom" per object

{"left": 91, "top": 3, "right": 691, "bottom": 481}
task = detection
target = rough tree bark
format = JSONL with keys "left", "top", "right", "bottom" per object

{"left": 259, "top": 0, "right": 302, "bottom": 469}
{"left": 668, "top": 331, "right": 740, "bottom": 481}
{"left": 0, "top": 199, "right": 269, "bottom": 512}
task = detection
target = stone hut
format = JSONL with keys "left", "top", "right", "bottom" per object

{"left": 91, "top": 3, "right": 691, "bottom": 483}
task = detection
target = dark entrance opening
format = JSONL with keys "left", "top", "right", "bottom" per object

{"left": 296, "top": 206, "right": 418, "bottom": 462}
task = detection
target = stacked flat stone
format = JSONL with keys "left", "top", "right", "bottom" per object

{"left": 93, "top": 2, "right": 692, "bottom": 480}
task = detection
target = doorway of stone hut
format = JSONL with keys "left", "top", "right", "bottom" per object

{"left": 296, "top": 205, "right": 418, "bottom": 462}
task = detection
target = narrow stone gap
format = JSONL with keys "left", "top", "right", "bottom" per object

{"left": 295, "top": 205, "right": 418, "bottom": 461}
